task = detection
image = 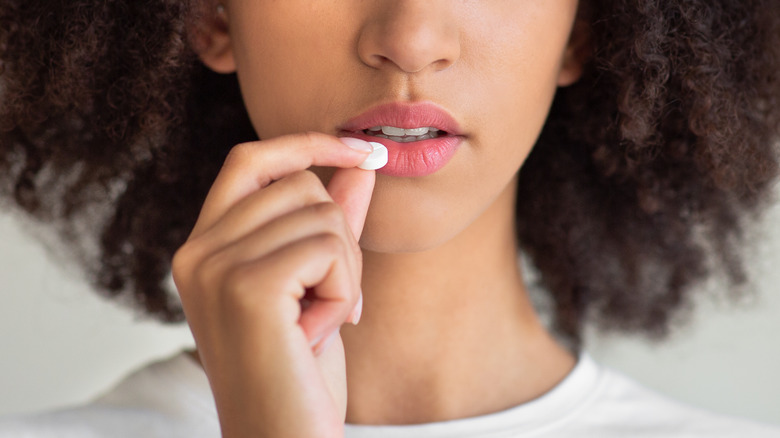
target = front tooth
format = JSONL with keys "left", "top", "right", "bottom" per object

{"left": 381, "top": 126, "right": 406, "bottom": 136}
{"left": 405, "top": 127, "right": 429, "bottom": 136}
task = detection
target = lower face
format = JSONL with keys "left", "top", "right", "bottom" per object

{"left": 224, "top": 0, "right": 581, "bottom": 253}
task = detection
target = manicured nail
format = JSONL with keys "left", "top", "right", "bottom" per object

{"left": 310, "top": 333, "right": 325, "bottom": 349}
{"left": 340, "top": 137, "right": 374, "bottom": 152}
{"left": 314, "top": 330, "right": 340, "bottom": 356}
{"left": 351, "top": 292, "right": 363, "bottom": 326}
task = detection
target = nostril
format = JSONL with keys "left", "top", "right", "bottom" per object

{"left": 374, "top": 55, "right": 392, "bottom": 68}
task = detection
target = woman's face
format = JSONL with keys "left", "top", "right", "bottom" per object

{"left": 198, "top": 0, "right": 585, "bottom": 253}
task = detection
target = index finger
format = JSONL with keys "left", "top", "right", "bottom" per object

{"left": 190, "top": 132, "right": 373, "bottom": 237}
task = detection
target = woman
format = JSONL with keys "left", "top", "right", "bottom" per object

{"left": 1, "top": 0, "right": 779, "bottom": 436}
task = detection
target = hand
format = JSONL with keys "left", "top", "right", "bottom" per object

{"left": 171, "top": 132, "right": 375, "bottom": 437}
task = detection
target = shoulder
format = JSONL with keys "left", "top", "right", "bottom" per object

{"left": 0, "top": 406, "right": 189, "bottom": 438}
{"left": 0, "top": 352, "right": 219, "bottom": 438}
{"left": 575, "top": 357, "right": 780, "bottom": 437}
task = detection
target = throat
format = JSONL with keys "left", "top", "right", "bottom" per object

{"left": 341, "top": 299, "right": 576, "bottom": 426}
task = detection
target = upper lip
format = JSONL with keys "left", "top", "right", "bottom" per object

{"left": 339, "top": 101, "right": 464, "bottom": 136}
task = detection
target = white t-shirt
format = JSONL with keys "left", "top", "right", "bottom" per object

{"left": 1, "top": 352, "right": 777, "bottom": 437}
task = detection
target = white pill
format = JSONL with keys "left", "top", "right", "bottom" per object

{"left": 357, "top": 142, "right": 388, "bottom": 170}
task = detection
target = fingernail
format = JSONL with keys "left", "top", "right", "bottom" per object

{"left": 340, "top": 137, "right": 373, "bottom": 152}
{"left": 351, "top": 292, "right": 363, "bottom": 326}
{"left": 310, "top": 333, "right": 325, "bottom": 349}
{"left": 314, "top": 330, "right": 340, "bottom": 356}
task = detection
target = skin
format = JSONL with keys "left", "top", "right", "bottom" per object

{"left": 177, "top": 0, "right": 591, "bottom": 435}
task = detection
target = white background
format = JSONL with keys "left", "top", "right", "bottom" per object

{"left": 0, "top": 202, "right": 779, "bottom": 426}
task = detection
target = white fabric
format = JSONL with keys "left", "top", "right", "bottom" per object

{"left": 0, "top": 353, "right": 219, "bottom": 437}
{"left": 1, "top": 351, "right": 777, "bottom": 437}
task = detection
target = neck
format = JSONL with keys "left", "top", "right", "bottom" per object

{"left": 341, "top": 174, "right": 575, "bottom": 425}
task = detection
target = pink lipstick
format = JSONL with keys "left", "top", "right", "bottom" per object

{"left": 339, "top": 102, "right": 465, "bottom": 177}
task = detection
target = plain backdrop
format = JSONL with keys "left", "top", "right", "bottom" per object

{"left": 1, "top": 195, "right": 779, "bottom": 426}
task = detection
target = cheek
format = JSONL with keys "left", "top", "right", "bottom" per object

{"left": 228, "top": 5, "right": 354, "bottom": 139}
{"left": 465, "top": 7, "right": 574, "bottom": 172}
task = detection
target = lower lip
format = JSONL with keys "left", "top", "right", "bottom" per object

{"left": 343, "top": 132, "right": 464, "bottom": 177}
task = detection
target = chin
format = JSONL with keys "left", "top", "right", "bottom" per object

{"left": 358, "top": 232, "right": 451, "bottom": 254}
{"left": 357, "top": 214, "right": 459, "bottom": 254}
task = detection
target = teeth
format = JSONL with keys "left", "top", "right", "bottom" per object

{"left": 381, "top": 126, "right": 406, "bottom": 136}
{"left": 405, "top": 127, "right": 430, "bottom": 136}
{"left": 363, "top": 126, "right": 443, "bottom": 142}
{"left": 371, "top": 126, "right": 438, "bottom": 135}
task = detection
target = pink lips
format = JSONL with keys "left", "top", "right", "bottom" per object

{"left": 339, "top": 102, "right": 465, "bottom": 177}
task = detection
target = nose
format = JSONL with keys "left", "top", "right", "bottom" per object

{"left": 357, "top": 0, "right": 461, "bottom": 74}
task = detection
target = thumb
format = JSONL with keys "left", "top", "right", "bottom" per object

{"left": 326, "top": 167, "right": 376, "bottom": 241}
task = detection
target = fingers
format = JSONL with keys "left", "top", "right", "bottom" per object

{"left": 262, "top": 232, "right": 356, "bottom": 335}
{"left": 197, "top": 199, "right": 363, "bottom": 321}
{"left": 211, "top": 201, "right": 355, "bottom": 269}
{"left": 192, "top": 170, "right": 333, "bottom": 254}
{"left": 326, "top": 167, "right": 373, "bottom": 327}
{"left": 178, "top": 228, "right": 356, "bottom": 345}
{"left": 191, "top": 132, "right": 372, "bottom": 239}
{"left": 171, "top": 132, "right": 376, "bottom": 434}
{"left": 174, "top": 133, "right": 376, "bottom": 357}
{"left": 327, "top": 166, "right": 376, "bottom": 241}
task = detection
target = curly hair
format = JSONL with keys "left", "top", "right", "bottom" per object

{"left": 1, "top": 0, "right": 778, "bottom": 344}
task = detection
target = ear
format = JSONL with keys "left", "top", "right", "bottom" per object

{"left": 188, "top": 2, "right": 236, "bottom": 74}
{"left": 557, "top": 16, "right": 593, "bottom": 87}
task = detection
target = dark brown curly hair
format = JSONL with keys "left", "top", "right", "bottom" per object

{"left": 1, "top": 0, "right": 778, "bottom": 344}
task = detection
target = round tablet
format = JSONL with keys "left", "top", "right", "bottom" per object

{"left": 357, "top": 142, "right": 389, "bottom": 170}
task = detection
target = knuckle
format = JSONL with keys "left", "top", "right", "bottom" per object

{"left": 171, "top": 240, "right": 202, "bottom": 292}
{"left": 286, "top": 169, "right": 328, "bottom": 196}
{"left": 192, "top": 249, "right": 231, "bottom": 294}
{"left": 219, "top": 270, "right": 259, "bottom": 313}
{"left": 309, "top": 201, "right": 345, "bottom": 228}
{"left": 171, "top": 245, "right": 190, "bottom": 277}
{"left": 294, "top": 131, "right": 327, "bottom": 148}
{"left": 311, "top": 232, "right": 346, "bottom": 256}
{"left": 291, "top": 168, "right": 322, "bottom": 186}
{"left": 289, "top": 131, "right": 337, "bottom": 157}
{"left": 221, "top": 264, "right": 257, "bottom": 300}
{"left": 219, "top": 263, "right": 284, "bottom": 316}
{"left": 223, "top": 142, "right": 254, "bottom": 167}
